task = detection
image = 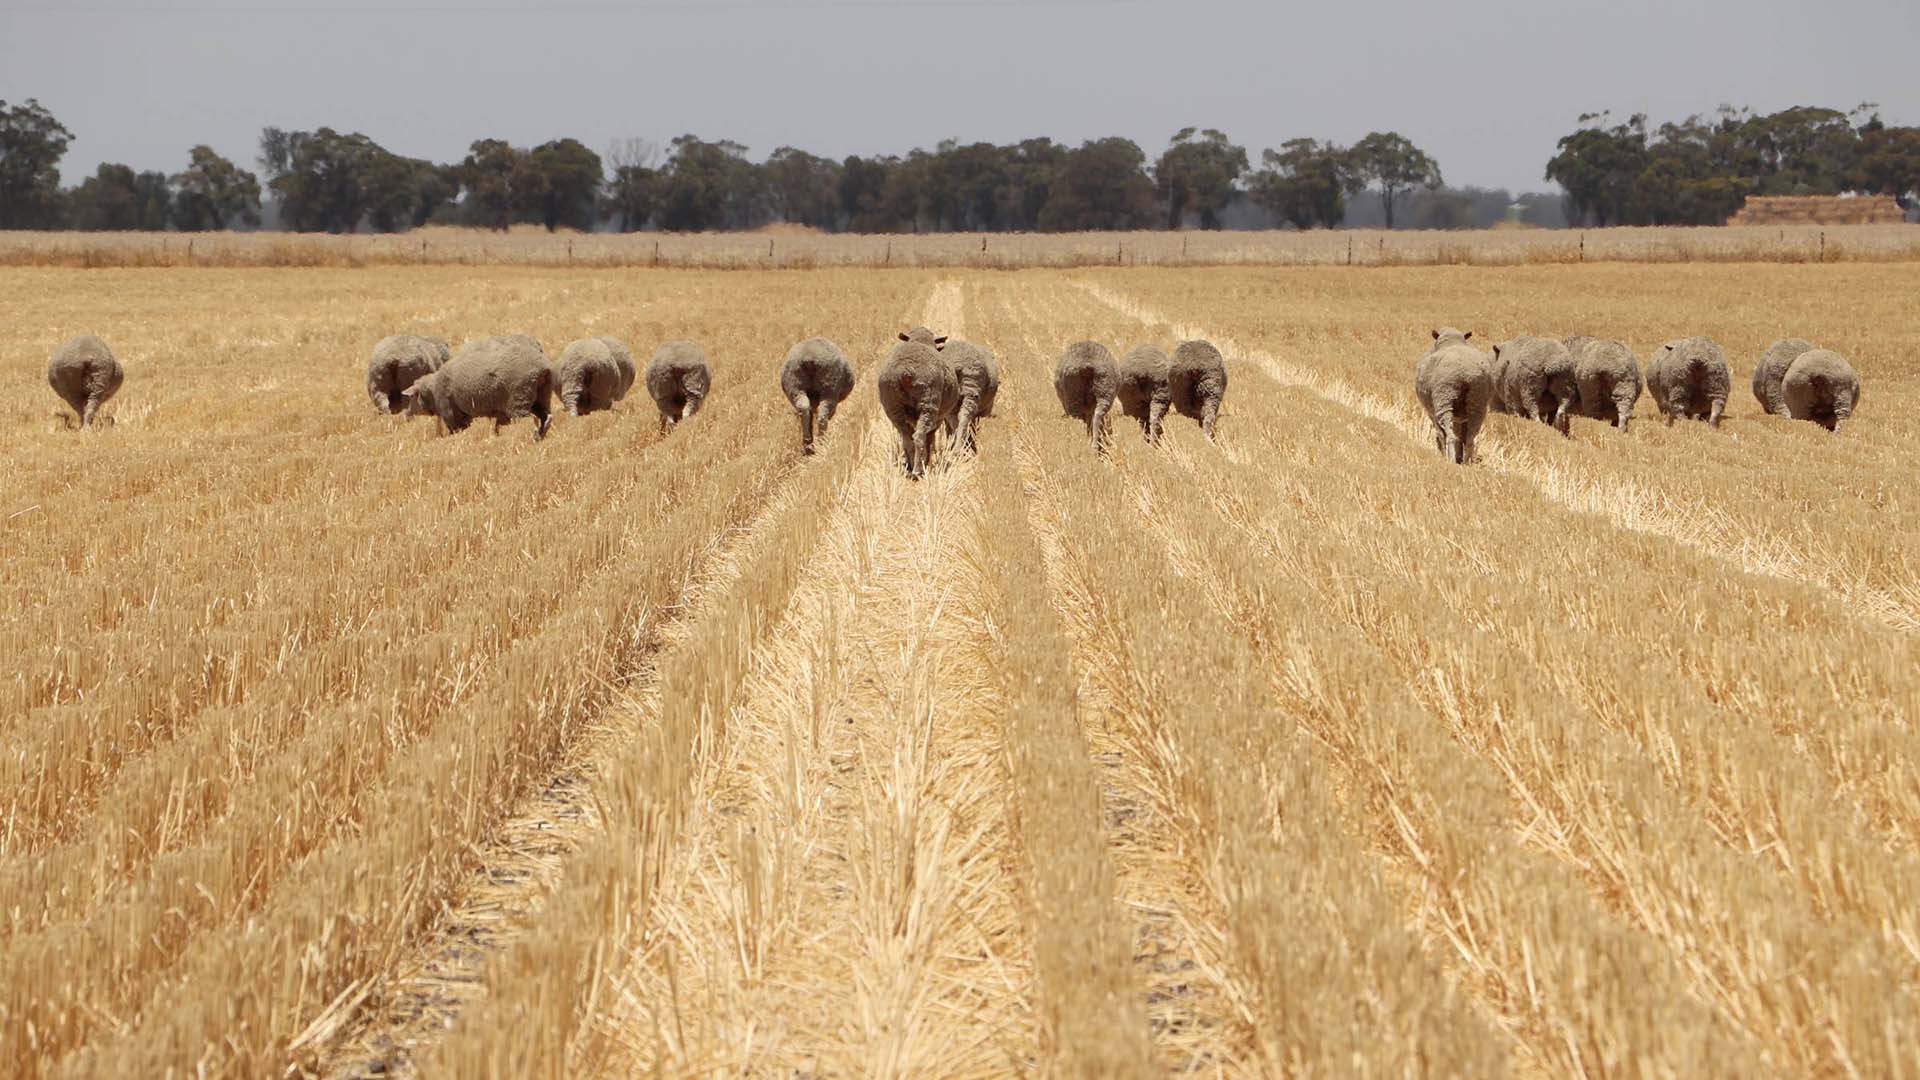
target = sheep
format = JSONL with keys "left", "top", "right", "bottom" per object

{"left": 1492, "top": 336, "right": 1579, "bottom": 435}
{"left": 1053, "top": 340, "right": 1119, "bottom": 451}
{"left": 598, "top": 336, "right": 637, "bottom": 401}
{"left": 779, "top": 336, "right": 854, "bottom": 454}
{"left": 1646, "top": 337, "right": 1730, "bottom": 427}
{"left": 1752, "top": 338, "right": 1816, "bottom": 415}
{"left": 1117, "top": 344, "right": 1172, "bottom": 442}
{"left": 1484, "top": 335, "right": 1513, "bottom": 414}
{"left": 365, "top": 335, "right": 450, "bottom": 416}
{"left": 1169, "top": 340, "right": 1228, "bottom": 438}
{"left": 1781, "top": 348, "right": 1861, "bottom": 432}
{"left": 941, "top": 340, "right": 999, "bottom": 453}
{"left": 1414, "top": 328, "right": 1494, "bottom": 465}
{"left": 645, "top": 340, "right": 712, "bottom": 432}
{"left": 47, "top": 335, "right": 124, "bottom": 428}
{"left": 554, "top": 338, "right": 623, "bottom": 416}
{"left": 1570, "top": 338, "right": 1643, "bottom": 431}
{"left": 403, "top": 334, "right": 554, "bottom": 440}
{"left": 877, "top": 337, "right": 959, "bottom": 479}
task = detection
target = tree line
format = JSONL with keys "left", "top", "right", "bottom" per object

{"left": 1546, "top": 104, "right": 1920, "bottom": 226}
{"left": 2, "top": 97, "right": 1916, "bottom": 234}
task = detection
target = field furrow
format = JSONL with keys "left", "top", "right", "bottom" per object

{"left": 982, "top": 282, "right": 1515, "bottom": 1076}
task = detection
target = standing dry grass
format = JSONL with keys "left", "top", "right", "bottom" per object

{"left": 4, "top": 258, "right": 1919, "bottom": 1076}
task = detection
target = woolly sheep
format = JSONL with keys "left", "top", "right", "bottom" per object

{"left": 1117, "top": 344, "right": 1172, "bottom": 442}
{"left": 554, "top": 338, "right": 623, "bottom": 416}
{"left": 645, "top": 340, "right": 712, "bottom": 432}
{"left": 897, "top": 325, "right": 949, "bottom": 350}
{"left": 1781, "top": 348, "right": 1861, "bottom": 432}
{"left": 366, "top": 335, "right": 450, "bottom": 416}
{"left": 1053, "top": 340, "right": 1119, "bottom": 452}
{"left": 779, "top": 336, "right": 854, "bottom": 455}
{"left": 403, "top": 334, "right": 554, "bottom": 440}
{"left": 1570, "top": 338, "right": 1643, "bottom": 431}
{"left": 1492, "top": 336, "right": 1579, "bottom": 435}
{"left": 598, "top": 336, "right": 637, "bottom": 401}
{"left": 47, "top": 335, "right": 124, "bottom": 428}
{"left": 1169, "top": 340, "right": 1228, "bottom": 438}
{"left": 1752, "top": 338, "right": 1816, "bottom": 415}
{"left": 877, "top": 336, "right": 959, "bottom": 479}
{"left": 941, "top": 339, "right": 999, "bottom": 453}
{"left": 1484, "top": 338, "right": 1513, "bottom": 414}
{"left": 1414, "top": 328, "right": 1493, "bottom": 465}
{"left": 1646, "top": 337, "right": 1730, "bottom": 427}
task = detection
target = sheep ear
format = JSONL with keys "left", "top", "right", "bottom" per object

{"left": 1491, "top": 345, "right": 1502, "bottom": 358}
{"left": 934, "top": 336, "right": 948, "bottom": 345}
{"left": 898, "top": 331, "right": 910, "bottom": 343}
{"left": 1463, "top": 331, "right": 1472, "bottom": 341}
{"left": 1431, "top": 329, "right": 1440, "bottom": 341}
{"left": 400, "top": 384, "right": 419, "bottom": 398}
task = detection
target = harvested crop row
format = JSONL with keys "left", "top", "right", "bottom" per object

{"left": 1064, "top": 275, "right": 1920, "bottom": 863}
{"left": 0, "top": 343, "right": 776, "bottom": 931}
{"left": 979, "top": 284, "right": 1508, "bottom": 1076}
{"left": 1155, "top": 395, "right": 1916, "bottom": 1074}
{"left": 411, "top": 290, "right": 949, "bottom": 1074}
{"left": 48, "top": 405, "right": 796, "bottom": 1078}
{"left": 969, "top": 437, "right": 1155, "bottom": 1076}
{"left": 1, "top": 270, "right": 940, "bottom": 1078}
{"left": 574, "top": 290, "right": 1039, "bottom": 1077}
{"left": 1074, "top": 271, "right": 1920, "bottom": 632}
{"left": 984, "top": 278, "right": 1771, "bottom": 1075}
{"left": 8, "top": 401, "right": 786, "bottom": 1078}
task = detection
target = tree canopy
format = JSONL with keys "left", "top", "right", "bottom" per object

{"left": 6, "top": 96, "right": 1919, "bottom": 234}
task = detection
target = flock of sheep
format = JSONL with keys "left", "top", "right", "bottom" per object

{"left": 366, "top": 332, "right": 711, "bottom": 438}
{"left": 1415, "top": 331, "right": 1863, "bottom": 464}
{"left": 44, "top": 323, "right": 1859, "bottom": 477}
{"left": 45, "top": 326, "right": 1235, "bottom": 479}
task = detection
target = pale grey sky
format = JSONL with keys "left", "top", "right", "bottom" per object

{"left": 4, "top": 0, "right": 1917, "bottom": 195}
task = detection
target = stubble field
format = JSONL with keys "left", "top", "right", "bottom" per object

{"left": 4, "top": 258, "right": 1919, "bottom": 1077}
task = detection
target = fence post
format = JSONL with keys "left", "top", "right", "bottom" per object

{"left": 769, "top": 238, "right": 775, "bottom": 259}
{"left": 884, "top": 241, "right": 891, "bottom": 266}
{"left": 1820, "top": 231, "right": 1826, "bottom": 262}
{"left": 1347, "top": 236, "right": 1353, "bottom": 266}
{"left": 187, "top": 238, "right": 194, "bottom": 260}
{"left": 1579, "top": 233, "right": 1585, "bottom": 262}
{"left": 1116, "top": 242, "right": 1123, "bottom": 265}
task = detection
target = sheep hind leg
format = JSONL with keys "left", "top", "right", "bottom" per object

{"left": 951, "top": 397, "right": 978, "bottom": 454}
{"left": 911, "top": 412, "right": 940, "bottom": 479}
{"left": 792, "top": 393, "right": 815, "bottom": 454}
{"left": 817, "top": 399, "right": 838, "bottom": 439}
{"left": 531, "top": 400, "right": 552, "bottom": 440}
{"left": 1200, "top": 394, "right": 1220, "bottom": 439}
{"left": 897, "top": 424, "right": 919, "bottom": 478}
